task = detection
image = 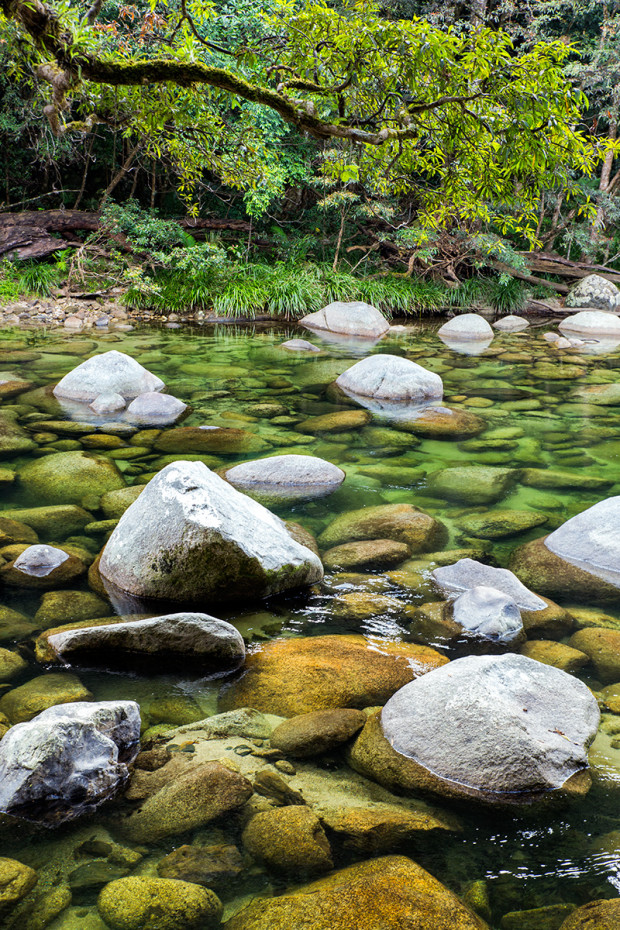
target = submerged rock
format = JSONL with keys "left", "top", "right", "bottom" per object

{"left": 322, "top": 539, "right": 409, "bottom": 571}
{"left": 451, "top": 586, "right": 524, "bottom": 643}
{"left": 564, "top": 274, "right": 620, "bottom": 311}
{"left": 270, "top": 708, "right": 366, "bottom": 758}
{"left": 399, "top": 405, "right": 486, "bottom": 439}
{"left": 153, "top": 425, "right": 268, "bottom": 454}
{"left": 100, "top": 485, "right": 144, "bottom": 519}
{"left": 558, "top": 899, "right": 620, "bottom": 929}
{"left": 318, "top": 503, "right": 446, "bottom": 554}
{"left": 427, "top": 466, "right": 518, "bottom": 505}
{"left": 431, "top": 558, "right": 547, "bottom": 611}
{"left": 438, "top": 313, "right": 494, "bottom": 341}
{"left": 0, "top": 700, "right": 140, "bottom": 824}
{"left": 457, "top": 510, "right": 548, "bottom": 540}
{"left": 97, "top": 877, "right": 222, "bottom": 930}
{"left": 225, "top": 855, "right": 489, "bottom": 930}
{"left": 280, "top": 338, "right": 320, "bottom": 352}
{"left": 559, "top": 310, "right": 620, "bottom": 337}
{"left": 219, "top": 634, "right": 447, "bottom": 717}
{"left": 510, "top": 536, "right": 620, "bottom": 604}
{"left": 157, "top": 844, "right": 244, "bottom": 887}
{"left": 0, "top": 673, "right": 92, "bottom": 723}
{"left": 53, "top": 350, "right": 164, "bottom": 402}
{"left": 567, "top": 627, "right": 620, "bottom": 683}
{"left": 224, "top": 454, "right": 345, "bottom": 503}
{"left": 0, "top": 858, "right": 38, "bottom": 911}
{"left": 0, "top": 506, "right": 92, "bottom": 539}
{"left": 300, "top": 301, "right": 390, "bottom": 339}
{"left": 99, "top": 461, "right": 323, "bottom": 603}
{"left": 0, "top": 410, "right": 36, "bottom": 458}
{"left": 297, "top": 410, "right": 371, "bottom": 433}
{"left": 353, "top": 654, "right": 598, "bottom": 808}
{"left": 36, "top": 612, "right": 245, "bottom": 673}
{"left": 335, "top": 354, "right": 443, "bottom": 403}
{"left": 519, "top": 640, "right": 589, "bottom": 674}
{"left": 242, "top": 806, "right": 334, "bottom": 875}
{"left": 1, "top": 545, "right": 86, "bottom": 589}
{"left": 18, "top": 451, "right": 125, "bottom": 506}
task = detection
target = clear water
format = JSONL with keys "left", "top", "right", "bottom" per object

{"left": 1, "top": 320, "right": 620, "bottom": 927}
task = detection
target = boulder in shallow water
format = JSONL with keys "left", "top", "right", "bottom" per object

{"left": 438, "top": 313, "right": 494, "bottom": 341}
{"left": 0, "top": 672, "right": 92, "bottom": 723}
{"left": 559, "top": 310, "right": 620, "bottom": 337}
{"left": 153, "top": 425, "right": 268, "bottom": 455}
{"left": 492, "top": 315, "right": 529, "bottom": 332}
{"left": 0, "top": 858, "right": 38, "bottom": 910}
{"left": 427, "top": 466, "right": 518, "bottom": 505}
{"left": 280, "top": 339, "right": 320, "bottom": 352}
{"left": 451, "top": 586, "right": 524, "bottom": 643}
{"left": 351, "top": 654, "right": 598, "bottom": 808}
{"left": 36, "top": 612, "right": 245, "bottom": 673}
{"left": 543, "top": 496, "right": 620, "bottom": 591}
{"left": 567, "top": 627, "right": 620, "bottom": 683}
{"left": 1, "top": 544, "right": 86, "bottom": 589}
{"left": 126, "top": 392, "right": 188, "bottom": 426}
{"left": 431, "top": 558, "right": 546, "bottom": 611}
{"left": 335, "top": 354, "right": 443, "bottom": 403}
{"left": 89, "top": 392, "right": 126, "bottom": 414}
{"left": 242, "top": 806, "right": 334, "bottom": 875}
{"left": 300, "top": 301, "right": 390, "bottom": 339}
{"left": 99, "top": 461, "right": 323, "bottom": 602}
{"left": 97, "top": 877, "right": 222, "bottom": 930}
{"left": 558, "top": 899, "right": 620, "bottom": 929}
{"left": 510, "top": 536, "right": 620, "bottom": 604}
{"left": 224, "top": 454, "right": 345, "bottom": 503}
{"left": 18, "top": 451, "right": 125, "bottom": 506}
{"left": 564, "top": 274, "right": 620, "bottom": 311}
{"left": 399, "top": 405, "right": 486, "bottom": 439}
{"left": 0, "top": 700, "right": 140, "bottom": 824}
{"left": 53, "top": 350, "right": 164, "bottom": 402}
{"left": 270, "top": 708, "right": 366, "bottom": 758}
{"left": 225, "top": 855, "right": 489, "bottom": 930}
{"left": 318, "top": 503, "right": 446, "bottom": 554}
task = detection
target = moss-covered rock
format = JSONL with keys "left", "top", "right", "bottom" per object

{"left": 297, "top": 410, "right": 372, "bottom": 434}
{"left": 0, "top": 857, "right": 38, "bottom": 911}
{"left": 0, "top": 606, "right": 38, "bottom": 642}
{"left": 330, "top": 592, "right": 408, "bottom": 622}
{"left": 500, "top": 904, "right": 576, "bottom": 930}
{"left": 218, "top": 634, "right": 447, "bottom": 717}
{"left": 99, "top": 485, "right": 144, "bottom": 519}
{"left": 225, "top": 855, "right": 489, "bottom": 930}
{"left": 0, "top": 410, "right": 36, "bottom": 458}
{"left": 0, "top": 518, "right": 38, "bottom": 547}
{"left": 510, "top": 537, "right": 620, "bottom": 604}
{"left": 153, "top": 426, "right": 268, "bottom": 454}
{"left": 97, "top": 877, "right": 222, "bottom": 930}
{"left": 242, "top": 806, "right": 333, "bottom": 875}
{"left": 558, "top": 899, "right": 620, "bottom": 929}
{"left": 399, "top": 406, "right": 486, "bottom": 439}
{"left": 318, "top": 503, "right": 446, "bottom": 554}
{"left": 519, "top": 469, "right": 612, "bottom": 491}
{"left": 520, "top": 598, "right": 574, "bottom": 640}
{"left": 519, "top": 640, "right": 589, "bottom": 674}
{"left": 322, "top": 539, "right": 409, "bottom": 571}
{"left": 0, "top": 648, "right": 28, "bottom": 682}
{"left": 427, "top": 467, "right": 519, "bottom": 505}
{"left": 0, "top": 506, "right": 92, "bottom": 539}
{"left": 270, "top": 708, "right": 366, "bottom": 757}
{"left": 18, "top": 452, "right": 125, "bottom": 506}
{"left": 157, "top": 844, "right": 244, "bottom": 888}
{"left": 0, "top": 673, "right": 92, "bottom": 723}
{"left": 457, "top": 510, "right": 548, "bottom": 540}
{"left": 33, "top": 590, "right": 110, "bottom": 627}
{"left": 568, "top": 628, "right": 620, "bottom": 683}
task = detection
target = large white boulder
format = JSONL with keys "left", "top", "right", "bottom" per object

{"left": 380, "top": 654, "right": 599, "bottom": 800}
{"left": 224, "top": 454, "right": 345, "bottom": 503}
{"left": 0, "top": 700, "right": 140, "bottom": 823}
{"left": 126, "top": 392, "right": 187, "bottom": 426}
{"left": 493, "top": 315, "right": 529, "bottom": 332}
{"left": 99, "top": 461, "right": 323, "bottom": 602}
{"left": 335, "top": 354, "right": 443, "bottom": 403}
{"left": 451, "top": 585, "right": 523, "bottom": 643}
{"left": 437, "top": 313, "right": 494, "bottom": 341}
{"left": 559, "top": 310, "right": 620, "bottom": 337}
{"left": 431, "top": 558, "right": 546, "bottom": 611}
{"left": 545, "top": 496, "right": 620, "bottom": 587}
{"left": 54, "top": 350, "right": 164, "bottom": 402}
{"left": 300, "top": 301, "right": 389, "bottom": 339}
{"left": 565, "top": 274, "right": 620, "bottom": 311}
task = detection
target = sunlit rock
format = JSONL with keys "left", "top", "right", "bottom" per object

{"left": 53, "top": 350, "right": 164, "bottom": 402}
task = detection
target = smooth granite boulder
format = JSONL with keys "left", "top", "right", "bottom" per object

{"left": 543, "top": 497, "right": 620, "bottom": 591}
{"left": 125, "top": 392, "right": 187, "bottom": 426}
{"left": 53, "top": 350, "right": 164, "bottom": 402}
{"left": 370, "top": 654, "right": 600, "bottom": 807}
{"left": 1, "top": 544, "right": 86, "bottom": 589}
{"left": 559, "top": 310, "right": 620, "bottom": 337}
{"left": 0, "top": 700, "right": 140, "bottom": 823}
{"left": 335, "top": 354, "right": 443, "bottom": 403}
{"left": 90, "top": 392, "right": 126, "bottom": 414}
{"left": 564, "top": 274, "right": 620, "bottom": 311}
{"left": 438, "top": 314, "right": 494, "bottom": 341}
{"left": 451, "top": 586, "right": 524, "bottom": 643}
{"left": 224, "top": 454, "right": 345, "bottom": 503}
{"left": 431, "top": 558, "right": 547, "bottom": 611}
{"left": 280, "top": 339, "right": 320, "bottom": 352}
{"left": 493, "top": 315, "right": 530, "bottom": 332}
{"left": 36, "top": 612, "right": 245, "bottom": 673}
{"left": 318, "top": 503, "right": 446, "bottom": 555}
{"left": 99, "top": 461, "right": 323, "bottom": 602}
{"left": 300, "top": 301, "right": 390, "bottom": 339}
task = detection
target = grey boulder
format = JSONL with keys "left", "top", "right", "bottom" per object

{"left": 0, "top": 700, "right": 140, "bottom": 824}
{"left": 564, "top": 274, "right": 620, "bottom": 311}
{"left": 300, "top": 301, "right": 389, "bottom": 339}
{"left": 224, "top": 454, "right": 345, "bottom": 503}
{"left": 493, "top": 315, "right": 529, "bottom": 332}
{"left": 126, "top": 392, "right": 188, "bottom": 426}
{"left": 432, "top": 558, "right": 546, "bottom": 611}
{"left": 280, "top": 339, "right": 320, "bottom": 352}
{"left": 438, "top": 313, "right": 494, "bottom": 341}
{"left": 99, "top": 461, "right": 323, "bottom": 602}
{"left": 13, "top": 544, "right": 69, "bottom": 578}
{"left": 41, "top": 612, "right": 245, "bottom": 673}
{"left": 559, "top": 310, "right": 620, "bottom": 337}
{"left": 89, "top": 392, "right": 126, "bottom": 414}
{"left": 335, "top": 354, "right": 443, "bottom": 403}
{"left": 451, "top": 585, "right": 523, "bottom": 643}
{"left": 544, "top": 496, "right": 620, "bottom": 589}
{"left": 53, "top": 350, "right": 164, "bottom": 402}
{"left": 381, "top": 653, "right": 599, "bottom": 800}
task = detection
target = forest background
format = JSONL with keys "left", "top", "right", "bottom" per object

{"left": 0, "top": 0, "right": 619, "bottom": 318}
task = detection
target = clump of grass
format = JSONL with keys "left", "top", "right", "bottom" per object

{"left": 446, "top": 275, "right": 527, "bottom": 315}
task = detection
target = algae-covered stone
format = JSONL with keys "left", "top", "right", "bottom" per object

{"left": 225, "top": 855, "right": 489, "bottom": 930}
{"left": 157, "top": 844, "right": 244, "bottom": 887}
{"left": 520, "top": 598, "right": 574, "bottom": 640}
{"left": 0, "top": 673, "right": 92, "bottom": 723}
{"left": 243, "top": 806, "right": 333, "bottom": 875}
{"left": 519, "top": 641, "right": 589, "bottom": 674}
{"left": 97, "top": 877, "right": 222, "bottom": 930}
{"left": 119, "top": 761, "right": 253, "bottom": 843}
{"left": 510, "top": 537, "right": 620, "bottom": 605}
{"left": 148, "top": 694, "right": 204, "bottom": 726}
{"left": 0, "top": 858, "right": 37, "bottom": 910}
{"left": 0, "top": 648, "right": 27, "bottom": 682}
{"left": 558, "top": 899, "right": 620, "bottom": 929}
{"left": 318, "top": 503, "right": 446, "bottom": 554}
{"left": 330, "top": 592, "right": 407, "bottom": 622}
{"left": 99, "top": 462, "right": 322, "bottom": 602}
{"left": 500, "top": 904, "right": 576, "bottom": 930}
{"left": 567, "top": 628, "right": 620, "bottom": 683}
{"left": 297, "top": 410, "right": 371, "bottom": 433}
{"left": 99, "top": 486, "right": 144, "bottom": 519}
{"left": 19, "top": 452, "right": 125, "bottom": 506}
{"left": 322, "top": 539, "right": 409, "bottom": 571}
{"left": 0, "top": 518, "right": 37, "bottom": 547}
{"left": 0, "top": 410, "right": 36, "bottom": 458}
{"left": 458, "top": 510, "right": 548, "bottom": 540}
{"left": 271, "top": 708, "right": 366, "bottom": 757}
{"left": 520, "top": 468, "right": 611, "bottom": 491}
{"left": 399, "top": 406, "right": 486, "bottom": 439}
{"left": 427, "top": 466, "right": 519, "bottom": 505}
{"left": 34, "top": 590, "right": 110, "bottom": 627}
{"left": 0, "top": 606, "right": 38, "bottom": 642}
{"left": 1, "top": 545, "right": 86, "bottom": 590}
{"left": 0, "top": 506, "right": 92, "bottom": 539}
{"left": 153, "top": 426, "right": 267, "bottom": 454}
{"left": 219, "top": 634, "right": 447, "bottom": 717}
